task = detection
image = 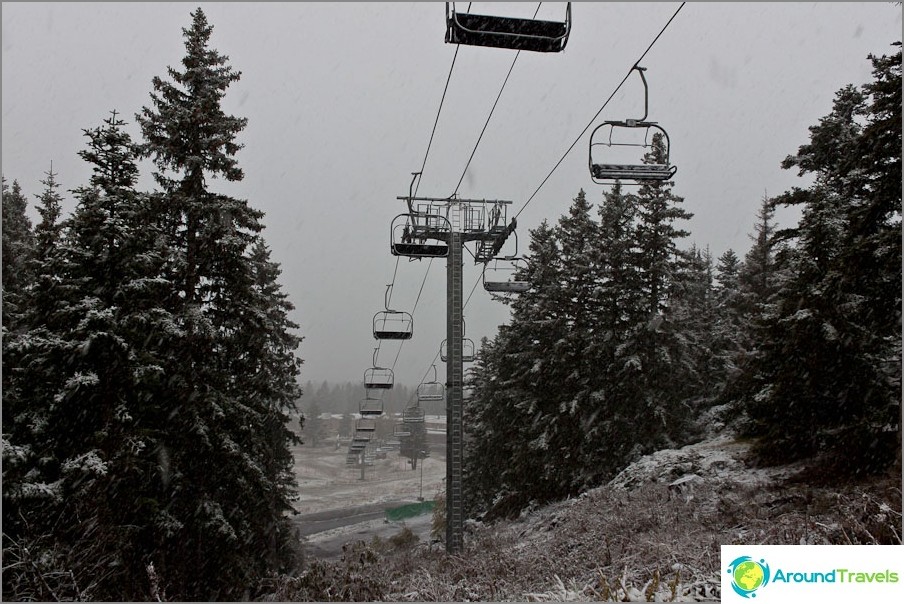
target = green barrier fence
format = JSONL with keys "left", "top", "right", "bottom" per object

{"left": 385, "top": 500, "right": 435, "bottom": 522}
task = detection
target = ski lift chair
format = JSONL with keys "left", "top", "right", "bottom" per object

{"left": 589, "top": 65, "right": 677, "bottom": 185}
{"left": 440, "top": 338, "right": 476, "bottom": 362}
{"left": 360, "top": 397, "right": 384, "bottom": 417}
{"left": 483, "top": 256, "right": 530, "bottom": 294}
{"left": 373, "top": 310, "right": 413, "bottom": 340}
{"left": 445, "top": 2, "right": 571, "bottom": 53}
{"left": 391, "top": 213, "right": 451, "bottom": 258}
{"left": 356, "top": 418, "right": 377, "bottom": 433}
{"left": 364, "top": 367, "right": 394, "bottom": 389}
{"left": 402, "top": 405, "right": 425, "bottom": 424}
{"left": 589, "top": 123, "right": 677, "bottom": 183}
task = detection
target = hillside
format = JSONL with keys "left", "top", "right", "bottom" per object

{"left": 266, "top": 433, "right": 901, "bottom": 602}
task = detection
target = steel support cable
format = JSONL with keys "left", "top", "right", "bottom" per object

{"left": 395, "top": 4, "right": 541, "bottom": 401}
{"left": 415, "top": 44, "right": 461, "bottom": 198}
{"left": 389, "top": 258, "right": 435, "bottom": 373}
{"left": 376, "top": 39, "right": 460, "bottom": 370}
{"left": 371, "top": 256, "right": 402, "bottom": 377}
{"left": 513, "top": 1, "right": 686, "bottom": 221}
{"left": 451, "top": 3, "right": 542, "bottom": 198}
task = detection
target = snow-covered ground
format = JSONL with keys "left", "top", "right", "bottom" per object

{"left": 271, "top": 431, "right": 900, "bottom": 601}
{"left": 290, "top": 442, "right": 446, "bottom": 554}
{"left": 607, "top": 433, "right": 804, "bottom": 491}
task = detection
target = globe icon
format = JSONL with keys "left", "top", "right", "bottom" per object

{"left": 733, "top": 560, "right": 765, "bottom": 592}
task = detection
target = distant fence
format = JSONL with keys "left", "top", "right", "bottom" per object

{"left": 385, "top": 500, "right": 435, "bottom": 522}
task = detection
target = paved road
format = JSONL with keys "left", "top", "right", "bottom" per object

{"left": 294, "top": 499, "right": 436, "bottom": 559}
{"left": 293, "top": 500, "right": 410, "bottom": 537}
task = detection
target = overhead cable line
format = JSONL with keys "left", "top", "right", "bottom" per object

{"left": 375, "top": 40, "right": 460, "bottom": 372}
{"left": 452, "top": 3, "right": 542, "bottom": 197}
{"left": 513, "top": 1, "right": 686, "bottom": 221}
{"left": 415, "top": 45, "right": 461, "bottom": 198}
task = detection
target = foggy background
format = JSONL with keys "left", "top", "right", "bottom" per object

{"left": 2, "top": 2, "right": 901, "bottom": 390}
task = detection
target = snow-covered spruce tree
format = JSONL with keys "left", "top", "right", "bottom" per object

{"left": 464, "top": 220, "right": 569, "bottom": 518}
{"left": 668, "top": 244, "right": 718, "bottom": 420}
{"left": 1, "top": 168, "right": 82, "bottom": 601}
{"left": 2, "top": 113, "right": 182, "bottom": 601}
{"left": 543, "top": 191, "right": 604, "bottom": 494}
{"left": 609, "top": 135, "right": 696, "bottom": 457}
{"left": 577, "top": 183, "right": 645, "bottom": 484}
{"left": 2, "top": 178, "right": 34, "bottom": 327}
{"left": 744, "top": 44, "right": 901, "bottom": 473}
{"left": 50, "top": 112, "right": 176, "bottom": 600}
{"left": 719, "top": 196, "right": 781, "bottom": 411}
{"left": 399, "top": 417, "right": 429, "bottom": 471}
{"left": 703, "top": 248, "right": 749, "bottom": 411}
{"left": 135, "top": 8, "right": 302, "bottom": 598}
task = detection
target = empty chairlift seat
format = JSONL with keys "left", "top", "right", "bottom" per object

{"left": 588, "top": 65, "right": 677, "bottom": 185}
{"left": 483, "top": 257, "right": 530, "bottom": 294}
{"left": 391, "top": 213, "right": 451, "bottom": 258}
{"left": 402, "top": 406, "right": 425, "bottom": 424}
{"left": 440, "top": 338, "right": 476, "bottom": 363}
{"left": 589, "top": 121, "right": 677, "bottom": 184}
{"left": 356, "top": 417, "right": 377, "bottom": 433}
{"left": 445, "top": 2, "right": 571, "bottom": 53}
{"left": 417, "top": 381, "right": 445, "bottom": 402}
{"left": 351, "top": 432, "right": 371, "bottom": 445}
{"left": 364, "top": 366, "right": 394, "bottom": 389}
{"left": 360, "top": 397, "right": 384, "bottom": 417}
{"left": 373, "top": 310, "right": 413, "bottom": 340}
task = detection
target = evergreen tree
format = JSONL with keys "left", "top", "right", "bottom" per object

{"left": 399, "top": 416, "right": 429, "bottom": 471}
{"left": 305, "top": 399, "right": 326, "bottom": 447}
{"left": 339, "top": 411, "right": 352, "bottom": 437}
{"left": 1, "top": 167, "right": 82, "bottom": 600}
{"left": 464, "top": 221, "right": 564, "bottom": 517}
{"left": 744, "top": 45, "right": 901, "bottom": 473}
{"left": 738, "top": 195, "right": 779, "bottom": 312}
{"left": 633, "top": 135, "right": 693, "bottom": 315}
{"left": 135, "top": 8, "right": 302, "bottom": 598}
{"left": 611, "top": 137, "right": 695, "bottom": 452}
{"left": 2, "top": 178, "right": 34, "bottom": 326}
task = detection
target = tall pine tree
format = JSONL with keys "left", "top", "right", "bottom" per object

{"left": 135, "top": 8, "right": 302, "bottom": 598}
{"left": 744, "top": 44, "right": 901, "bottom": 474}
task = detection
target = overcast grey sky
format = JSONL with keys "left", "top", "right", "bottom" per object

{"left": 2, "top": 2, "right": 901, "bottom": 391}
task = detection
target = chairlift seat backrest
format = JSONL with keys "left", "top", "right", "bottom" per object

{"left": 360, "top": 398, "right": 384, "bottom": 417}
{"left": 446, "top": 4, "right": 570, "bottom": 52}
{"left": 364, "top": 367, "right": 394, "bottom": 389}
{"left": 373, "top": 310, "right": 413, "bottom": 340}
{"left": 417, "top": 382, "right": 445, "bottom": 402}
{"left": 403, "top": 407, "right": 425, "bottom": 423}
{"left": 483, "top": 280, "right": 531, "bottom": 293}
{"left": 440, "top": 338, "right": 477, "bottom": 363}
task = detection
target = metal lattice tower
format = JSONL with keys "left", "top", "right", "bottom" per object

{"left": 446, "top": 229, "right": 464, "bottom": 552}
{"left": 393, "top": 193, "right": 514, "bottom": 554}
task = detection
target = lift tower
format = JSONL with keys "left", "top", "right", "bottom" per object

{"left": 392, "top": 184, "right": 514, "bottom": 554}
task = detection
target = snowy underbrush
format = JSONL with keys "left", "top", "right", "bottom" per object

{"left": 263, "top": 436, "right": 901, "bottom": 602}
